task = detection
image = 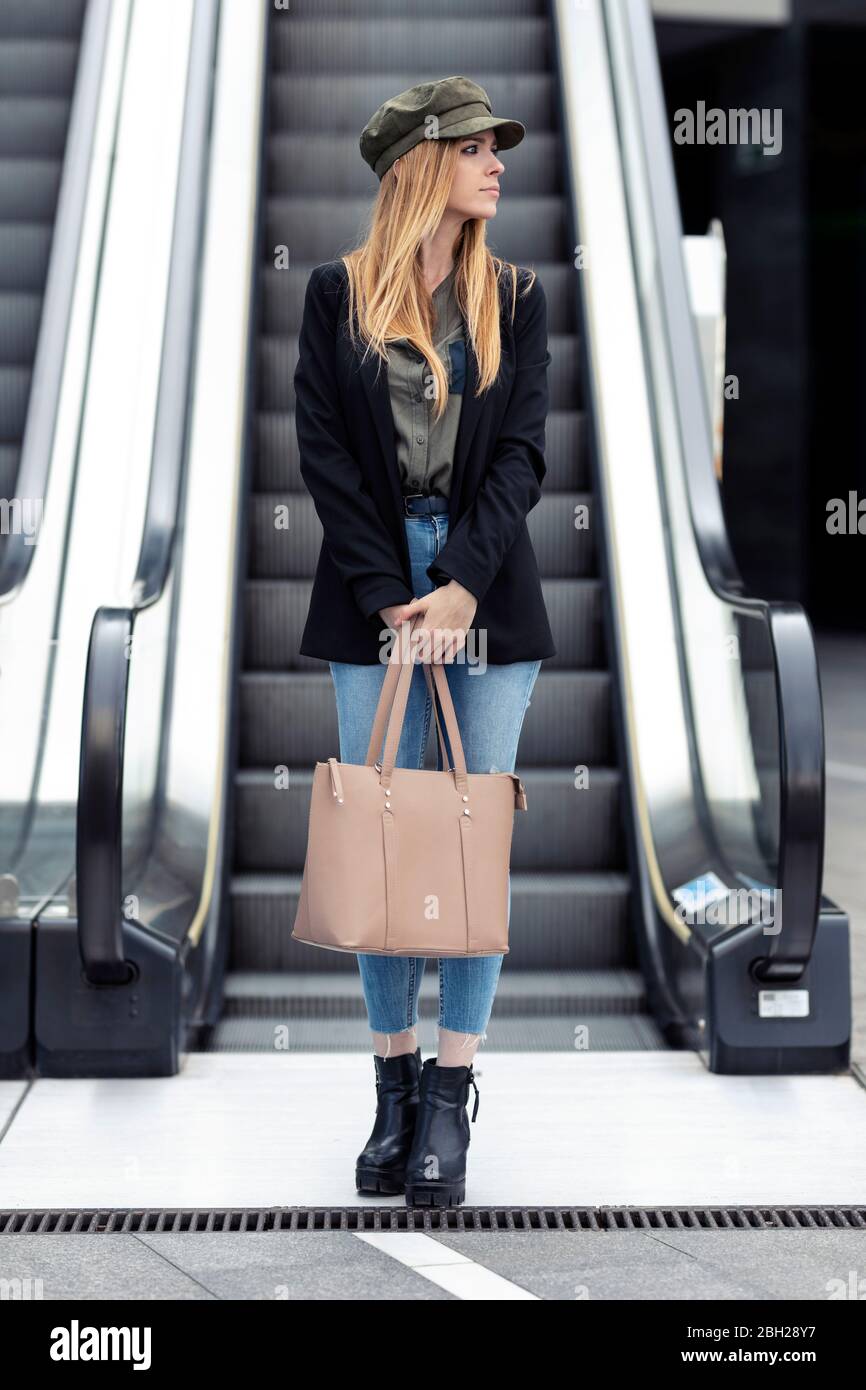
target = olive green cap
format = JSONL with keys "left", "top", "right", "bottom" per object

{"left": 359, "top": 75, "right": 525, "bottom": 180}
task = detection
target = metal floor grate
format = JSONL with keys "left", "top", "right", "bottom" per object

{"left": 2, "top": 1206, "right": 865, "bottom": 1234}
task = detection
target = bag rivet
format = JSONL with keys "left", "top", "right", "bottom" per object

{"left": 463, "top": 808, "right": 470, "bottom": 815}
{"left": 462, "top": 795, "right": 468, "bottom": 801}
{"left": 385, "top": 801, "right": 391, "bottom": 809}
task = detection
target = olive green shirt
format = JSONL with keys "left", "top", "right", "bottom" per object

{"left": 387, "top": 265, "right": 466, "bottom": 500}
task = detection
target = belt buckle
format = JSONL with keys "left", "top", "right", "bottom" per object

{"left": 403, "top": 492, "right": 426, "bottom": 513}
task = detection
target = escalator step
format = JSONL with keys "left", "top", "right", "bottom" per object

{"left": 0, "top": 98, "right": 72, "bottom": 157}
{"left": 264, "top": 193, "right": 567, "bottom": 262}
{"left": 0, "top": 292, "right": 41, "bottom": 363}
{"left": 0, "top": 445, "right": 19, "bottom": 504}
{"left": 256, "top": 325, "right": 578, "bottom": 411}
{"left": 0, "top": 364, "right": 29, "bottom": 438}
{"left": 0, "top": 224, "right": 52, "bottom": 290}
{"left": 269, "top": 72, "right": 557, "bottom": 133}
{"left": 228, "top": 870, "right": 633, "bottom": 974}
{"left": 257, "top": 261, "right": 577, "bottom": 335}
{"left": 199, "top": 1013, "right": 666, "bottom": 1052}
{"left": 267, "top": 131, "right": 562, "bottom": 198}
{"left": 269, "top": 20, "right": 551, "bottom": 75}
{"left": 0, "top": 158, "right": 62, "bottom": 223}
{"left": 242, "top": 576, "right": 604, "bottom": 673}
{"left": 222, "top": 967, "right": 649, "bottom": 1016}
{"left": 236, "top": 668, "right": 614, "bottom": 768}
{"left": 283, "top": 0, "right": 546, "bottom": 15}
{"left": 246, "top": 490, "right": 594, "bottom": 578}
{"left": 0, "top": 42, "right": 81, "bottom": 98}
{"left": 252, "top": 405, "right": 585, "bottom": 489}
{"left": 0, "top": 0, "right": 86, "bottom": 41}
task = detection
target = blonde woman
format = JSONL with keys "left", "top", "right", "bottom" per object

{"left": 293, "top": 77, "right": 556, "bottom": 1207}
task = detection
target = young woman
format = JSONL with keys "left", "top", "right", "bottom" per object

{"left": 293, "top": 77, "right": 556, "bottom": 1207}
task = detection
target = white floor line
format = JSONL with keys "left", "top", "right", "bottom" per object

{"left": 356, "top": 1231, "right": 539, "bottom": 1300}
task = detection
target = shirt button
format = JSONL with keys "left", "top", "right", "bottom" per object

{"left": 416, "top": 435, "right": 424, "bottom": 444}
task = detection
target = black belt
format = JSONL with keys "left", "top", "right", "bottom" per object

{"left": 402, "top": 492, "right": 449, "bottom": 515}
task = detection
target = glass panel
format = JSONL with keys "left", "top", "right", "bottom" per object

{"left": 0, "top": 631, "right": 76, "bottom": 916}
{"left": 603, "top": 0, "right": 782, "bottom": 915}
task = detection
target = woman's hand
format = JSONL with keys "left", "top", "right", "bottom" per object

{"left": 401, "top": 581, "right": 479, "bottom": 663}
{"left": 377, "top": 600, "right": 422, "bottom": 666}
{"left": 378, "top": 601, "right": 417, "bottom": 634}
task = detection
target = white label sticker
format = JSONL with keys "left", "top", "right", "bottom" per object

{"left": 759, "top": 990, "right": 809, "bottom": 1018}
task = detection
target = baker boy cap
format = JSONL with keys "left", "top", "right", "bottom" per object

{"left": 360, "top": 75, "right": 525, "bottom": 180}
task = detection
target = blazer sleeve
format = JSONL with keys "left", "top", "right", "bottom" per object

{"left": 425, "top": 272, "right": 550, "bottom": 605}
{"left": 294, "top": 264, "right": 415, "bottom": 623}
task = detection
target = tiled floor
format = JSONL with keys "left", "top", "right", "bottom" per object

{"left": 3, "top": 1227, "right": 866, "bottom": 1302}
{"left": 1, "top": 1050, "right": 865, "bottom": 1211}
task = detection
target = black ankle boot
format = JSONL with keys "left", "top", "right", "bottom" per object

{"left": 355, "top": 1047, "right": 422, "bottom": 1195}
{"left": 404, "top": 1057, "right": 480, "bottom": 1208}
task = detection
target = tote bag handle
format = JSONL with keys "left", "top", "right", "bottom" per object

{"left": 365, "top": 621, "right": 450, "bottom": 769}
{"left": 380, "top": 647, "right": 468, "bottom": 793}
{"left": 367, "top": 615, "right": 469, "bottom": 793}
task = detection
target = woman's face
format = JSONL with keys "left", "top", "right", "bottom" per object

{"left": 445, "top": 128, "right": 506, "bottom": 223}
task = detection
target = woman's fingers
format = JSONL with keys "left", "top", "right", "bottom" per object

{"left": 409, "top": 627, "right": 466, "bottom": 664}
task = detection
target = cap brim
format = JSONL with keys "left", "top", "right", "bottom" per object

{"left": 438, "top": 114, "right": 526, "bottom": 151}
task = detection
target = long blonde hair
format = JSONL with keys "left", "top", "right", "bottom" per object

{"left": 341, "top": 133, "right": 535, "bottom": 423}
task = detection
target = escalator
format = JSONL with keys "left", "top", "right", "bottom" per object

{"left": 21, "top": 0, "right": 846, "bottom": 1082}
{"left": 207, "top": 0, "right": 664, "bottom": 1052}
{"left": 0, "top": 0, "right": 112, "bottom": 1079}
{"left": 0, "top": 0, "right": 87, "bottom": 567}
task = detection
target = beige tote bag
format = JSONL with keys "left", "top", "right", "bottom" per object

{"left": 291, "top": 616, "right": 528, "bottom": 957}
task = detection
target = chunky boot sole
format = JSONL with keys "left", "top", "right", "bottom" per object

{"left": 355, "top": 1166, "right": 407, "bottom": 1195}
{"left": 405, "top": 1179, "right": 465, "bottom": 1208}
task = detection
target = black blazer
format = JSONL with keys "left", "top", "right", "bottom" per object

{"left": 294, "top": 259, "right": 557, "bottom": 665}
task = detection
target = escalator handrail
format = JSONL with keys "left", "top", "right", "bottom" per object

{"left": 0, "top": 0, "right": 113, "bottom": 603}
{"left": 615, "top": 0, "right": 824, "bottom": 978}
{"left": 76, "top": 0, "right": 219, "bottom": 984}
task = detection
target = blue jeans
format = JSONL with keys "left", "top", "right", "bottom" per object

{"left": 328, "top": 512, "right": 541, "bottom": 1035}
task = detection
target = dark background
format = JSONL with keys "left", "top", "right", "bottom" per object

{"left": 655, "top": 0, "right": 866, "bottom": 631}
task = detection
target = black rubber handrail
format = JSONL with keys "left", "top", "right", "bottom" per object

{"left": 614, "top": 0, "right": 824, "bottom": 980}
{"left": 76, "top": 0, "right": 219, "bottom": 984}
{"left": 0, "top": 0, "right": 112, "bottom": 602}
